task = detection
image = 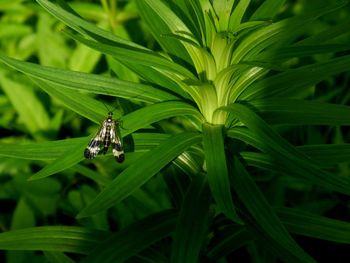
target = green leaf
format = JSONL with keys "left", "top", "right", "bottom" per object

{"left": 29, "top": 101, "right": 202, "bottom": 181}
{"left": 276, "top": 207, "right": 350, "bottom": 244}
{"left": 77, "top": 132, "right": 202, "bottom": 218}
{"left": 298, "top": 144, "right": 350, "bottom": 166}
{"left": 0, "top": 23, "right": 32, "bottom": 39}
{"left": 0, "top": 53, "right": 177, "bottom": 103}
{"left": 10, "top": 198, "right": 36, "bottom": 230}
{"left": 232, "top": 1, "right": 347, "bottom": 63}
{"left": 35, "top": 0, "right": 190, "bottom": 97}
{"left": 0, "top": 71, "right": 50, "bottom": 135}
{"left": 70, "top": 164, "right": 111, "bottom": 186}
{"left": 256, "top": 44, "right": 350, "bottom": 62}
{"left": 170, "top": 175, "right": 211, "bottom": 263}
{"left": 242, "top": 143, "right": 350, "bottom": 171}
{"left": 32, "top": 78, "right": 106, "bottom": 124}
{"left": 68, "top": 41, "right": 101, "bottom": 73}
{"left": 0, "top": 226, "right": 108, "bottom": 254}
{"left": 222, "top": 104, "right": 350, "bottom": 194}
{"left": 28, "top": 137, "right": 88, "bottom": 181}
{"left": 228, "top": 0, "right": 251, "bottom": 31}
{"left": 248, "top": 98, "right": 350, "bottom": 126}
{"left": 207, "top": 225, "right": 253, "bottom": 260}
{"left": 43, "top": 251, "right": 76, "bottom": 263}
{"left": 296, "top": 18, "right": 350, "bottom": 45}
{"left": 64, "top": 30, "right": 196, "bottom": 80}
{"left": 202, "top": 123, "right": 242, "bottom": 223}
{"left": 232, "top": 157, "right": 316, "bottom": 263}
{"left": 242, "top": 55, "right": 350, "bottom": 100}
{"left": 250, "top": 0, "right": 286, "bottom": 20}
{"left": 0, "top": 137, "right": 84, "bottom": 160}
{"left": 135, "top": 0, "right": 193, "bottom": 65}
{"left": 122, "top": 101, "right": 204, "bottom": 134}
{"left": 36, "top": 0, "right": 144, "bottom": 49}
{"left": 82, "top": 210, "right": 177, "bottom": 263}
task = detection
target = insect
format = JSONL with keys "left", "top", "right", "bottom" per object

{"left": 84, "top": 111, "right": 125, "bottom": 163}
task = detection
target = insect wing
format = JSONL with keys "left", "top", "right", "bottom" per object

{"left": 111, "top": 121, "right": 125, "bottom": 163}
{"left": 84, "top": 122, "right": 107, "bottom": 159}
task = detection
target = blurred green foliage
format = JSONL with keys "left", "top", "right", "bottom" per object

{"left": 0, "top": 0, "right": 350, "bottom": 262}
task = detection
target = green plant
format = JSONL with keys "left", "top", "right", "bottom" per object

{"left": 0, "top": 0, "right": 350, "bottom": 262}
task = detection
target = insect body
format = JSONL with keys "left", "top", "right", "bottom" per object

{"left": 84, "top": 112, "right": 125, "bottom": 163}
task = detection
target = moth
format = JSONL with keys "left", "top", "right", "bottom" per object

{"left": 84, "top": 111, "right": 125, "bottom": 163}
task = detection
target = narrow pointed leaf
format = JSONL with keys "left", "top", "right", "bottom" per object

{"left": 0, "top": 137, "right": 85, "bottom": 160}
{"left": 43, "top": 251, "right": 76, "bottom": 263}
{"left": 78, "top": 133, "right": 202, "bottom": 218}
{"left": 171, "top": 176, "right": 211, "bottom": 263}
{"left": 64, "top": 31, "right": 195, "bottom": 80}
{"left": 0, "top": 226, "right": 108, "bottom": 254}
{"left": 29, "top": 101, "right": 202, "bottom": 181}
{"left": 242, "top": 55, "right": 350, "bottom": 100}
{"left": 202, "top": 123, "right": 242, "bottom": 223}
{"left": 83, "top": 210, "right": 177, "bottom": 263}
{"left": 232, "top": 157, "right": 316, "bottom": 263}
{"left": 0, "top": 53, "right": 178, "bottom": 103}
{"left": 136, "top": 0, "right": 193, "bottom": 65}
{"left": 248, "top": 98, "right": 350, "bottom": 125}
{"left": 276, "top": 207, "right": 350, "bottom": 244}
{"left": 223, "top": 104, "right": 350, "bottom": 194}
{"left": 250, "top": 0, "right": 286, "bottom": 20}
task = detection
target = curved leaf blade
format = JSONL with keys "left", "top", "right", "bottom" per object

{"left": 202, "top": 123, "right": 242, "bottom": 223}
{"left": 248, "top": 98, "right": 350, "bottom": 126}
{"left": 83, "top": 210, "right": 177, "bottom": 263}
{"left": 0, "top": 226, "right": 108, "bottom": 255}
{"left": 77, "top": 132, "right": 202, "bottom": 218}
{"left": 222, "top": 103, "right": 350, "bottom": 195}
{"left": 0, "top": 53, "right": 177, "bottom": 103}
{"left": 232, "top": 157, "right": 316, "bottom": 263}
{"left": 170, "top": 175, "right": 211, "bottom": 263}
{"left": 277, "top": 207, "right": 350, "bottom": 244}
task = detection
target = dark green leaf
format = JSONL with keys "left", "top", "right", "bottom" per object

{"left": 82, "top": 210, "right": 177, "bottom": 263}
{"left": 78, "top": 132, "right": 202, "bottom": 218}
{"left": 232, "top": 157, "right": 316, "bottom": 263}
{"left": 202, "top": 123, "right": 242, "bottom": 223}
{"left": 0, "top": 226, "right": 108, "bottom": 254}
{"left": 248, "top": 98, "right": 350, "bottom": 126}
{"left": 171, "top": 175, "right": 211, "bottom": 263}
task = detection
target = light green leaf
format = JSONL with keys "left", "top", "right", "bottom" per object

{"left": 64, "top": 30, "right": 196, "bottom": 80}
{"left": 0, "top": 71, "right": 50, "bottom": 136}
{"left": 0, "top": 137, "right": 85, "bottom": 160}
{"left": 32, "top": 78, "right": 106, "bottom": 124}
{"left": 229, "top": 0, "right": 251, "bottom": 30}
{"left": 135, "top": 0, "right": 193, "bottom": 65}
{"left": 0, "top": 53, "right": 177, "bottom": 103}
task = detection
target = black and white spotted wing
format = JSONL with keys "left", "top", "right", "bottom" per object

{"left": 84, "top": 112, "right": 124, "bottom": 163}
